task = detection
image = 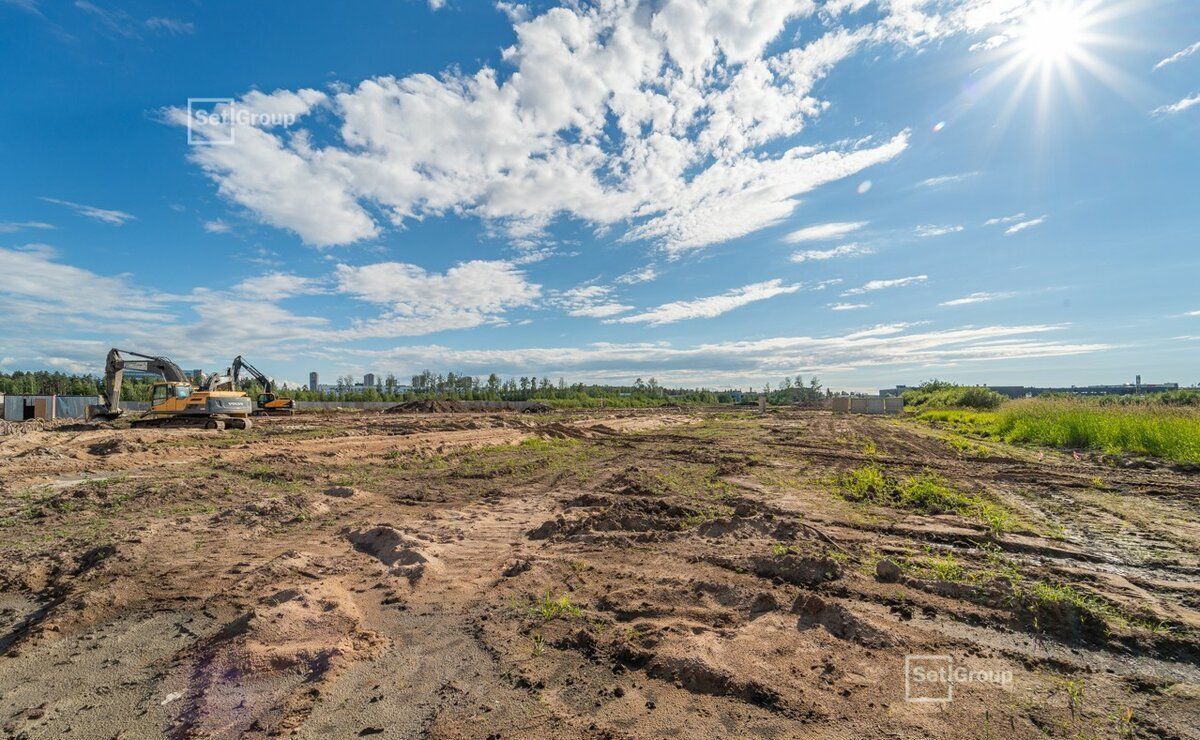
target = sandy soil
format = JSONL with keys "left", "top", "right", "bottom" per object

{"left": 1, "top": 408, "right": 1198, "bottom": 738}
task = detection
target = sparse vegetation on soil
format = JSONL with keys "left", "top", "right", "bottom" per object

{"left": 2, "top": 407, "right": 1198, "bottom": 738}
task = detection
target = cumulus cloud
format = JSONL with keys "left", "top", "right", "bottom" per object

{"left": 334, "top": 259, "right": 541, "bottom": 336}
{"left": 614, "top": 279, "right": 801, "bottom": 326}
{"left": 204, "top": 219, "right": 232, "bottom": 234}
{"left": 1152, "top": 93, "right": 1200, "bottom": 116}
{"left": 1154, "top": 41, "right": 1200, "bottom": 71}
{"left": 790, "top": 242, "right": 871, "bottom": 262}
{"left": 914, "top": 224, "right": 964, "bottom": 237}
{"left": 939, "top": 291, "right": 1016, "bottom": 306}
{"left": 41, "top": 197, "right": 135, "bottom": 225}
{"left": 842, "top": 275, "right": 927, "bottom": 295}
{"left": 783, "top": 220, "right": 867, "bottom": 243}
{"left": 163, "top": 1, "right": 969, "bottom": 253}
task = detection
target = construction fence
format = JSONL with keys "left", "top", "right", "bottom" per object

{"left": 2, "top": 395, "right": 101, "bottom": 421}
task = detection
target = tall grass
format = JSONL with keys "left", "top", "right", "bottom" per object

{"left": 995, "top": 398, "right": 1200, "bottom": 464}
{"left": 902, "top": 384, "right": 1005, "bottom": 411}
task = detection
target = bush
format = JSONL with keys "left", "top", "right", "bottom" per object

{"left": 902, "top": 383, "right": 1005, "bottom": 411}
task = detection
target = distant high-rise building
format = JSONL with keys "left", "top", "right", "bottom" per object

{"left": 363, "top": 373, "right": 377, "bottom": 389}
{"left": 309, "top": 372, "right": 319, "bottom": 392}
{"left": 190, "top": 369, "right": 203, "bottom": 381}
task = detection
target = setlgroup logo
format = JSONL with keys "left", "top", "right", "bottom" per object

{"left": 905, "top": 655, "right": 1012, "bottom": 703}
{"left": 186, "top": 99, "right": 298, "bottom": 145}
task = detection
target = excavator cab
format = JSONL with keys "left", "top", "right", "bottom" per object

{"left": 150, "top": 382, "right": 195, "bottom": 410}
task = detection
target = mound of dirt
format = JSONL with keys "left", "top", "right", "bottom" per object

{"left": 346, "top": 526, "right": 432, "bottom": 582}
{"left": 87, "top": 437, "right": 147, "bottom": 456}
{"left": 521, "top": 402, "right": 553, "bottom": 414}
{"left": 792, "top": 594, "right": 894, "bottom": 648}
{"left": 173, "top": 582, "right": 386, "bottom": 737}
{"left": 386, "top": 399, "right": 468, "bottom": 413}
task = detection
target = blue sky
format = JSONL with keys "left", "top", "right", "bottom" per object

{"left": 2, "top": 0, "right": 1198, "bottom": 391}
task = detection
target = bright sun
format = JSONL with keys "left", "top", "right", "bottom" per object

{"left": 1018, "top": 4, "right": 1087, "bottom": 67}
{"left": 970, "top": 0, "right": 1124, "bottom": 125}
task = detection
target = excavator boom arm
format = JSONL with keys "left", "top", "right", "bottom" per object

{"left": 96, "top": 348, "right": 189, "bottom": 415}
{"left": 230, "top": 355, "right": 274, "bottom": 394}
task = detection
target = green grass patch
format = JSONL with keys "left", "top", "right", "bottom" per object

{"left": 835, "top": 465, "right": 1015, "bottom": 533}
{"left": 531, "top": 591, "right": 583, "bottom": 621}
{"left": 995, "top": 399, "right": 1200, "bottom": 464}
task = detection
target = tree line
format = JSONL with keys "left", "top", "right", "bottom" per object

{"left": 1, "top": 369, "right": 830, "bottom": 407}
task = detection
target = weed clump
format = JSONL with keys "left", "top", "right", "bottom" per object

{"left": 532, "top": 591, "right": 583, "bottom": 621}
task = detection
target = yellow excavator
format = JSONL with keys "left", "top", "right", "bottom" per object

{"left": 230, "top": 355, "right": 295, "bottom": 416}
{"left": 87, "top": 348, "right": 254, "bottom": 430}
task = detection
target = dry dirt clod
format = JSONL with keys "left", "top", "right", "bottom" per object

{"left": 875, "top": 559, "right": 902, "bottom": 583}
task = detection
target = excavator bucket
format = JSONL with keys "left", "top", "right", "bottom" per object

{"left": 87, "top": 404, "right": 123, "bottom": 421}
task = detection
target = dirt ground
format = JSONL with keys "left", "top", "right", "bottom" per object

{"left": 1, "top": 408, "right": 1198, "bottom": 739}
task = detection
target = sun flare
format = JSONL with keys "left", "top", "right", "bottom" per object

{"left": 1017, "top": 4, "right": 1088, "bottom": 67}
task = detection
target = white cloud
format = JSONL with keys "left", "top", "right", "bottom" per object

{"left": 970, "top": 34, "right": 1008, "bottom": 52}
{"left": 829, "top": 302, "right": 868, "bottom": 311}
{"left": 166, "top": 2, "right": 930, "bottom": 254}
{"left": 1005, "top": 216, "right": 1045, "bottom": 235}
{"left": 842, "top": 275, "right": 927, "bottom": 295}
{"left": 917, "top": 172, "right": 979, "bottom": 188}
{"left": 334, "top": 259, "right": 541, "bottom": 336}
{"left": 0, "top": 244, "right": 173, "bottom": 329}
{"left": 784, "top": 220, "right": 868, "bottom": 243}
{"left": 1154, "top": 41, "right": 1200, "bottom": 71}
{"left": 1153, "top": 93, "right": 1200, "bottom": 116}
{"left": 914, "top": 224, "right": 964, "bottom": 237}
{"left": 167, "top": 90, "right": 378, "bottom": 248}
{"left": 0, "top": 221, "right": 55, "bottom": 233}
{"left": 614, "top": 265, "right": 658, "bottom": 285}
{"left": 204, "top": 219, "right": 232, "bottom": 234}
{"left": 790, "top": 242, "right": 871, "bottom": 262}
{"left": 495, "top": 2, "right": 529, "bottom": 23}
{"left": 614, "top": 279, "right": 801, "bottom": 326}
{"left": 551, "top": 284, "right": 633, "bottom": 318}
{"left": 41, "top": 197, "right": 135, "bottom": 225}
{"left": 233, "top": 272, "right": 326, "bottom": 301}
{"left": 985, "top": 212, "right": 1025, "bottom": 225}
{"left": 336, "top": 322, "right": 1112, "bottom": 387}
{"left": 144, "top": 16, "right": 194, "bottom": 34}
{"left": 939, "top": 291, "right": 1016, "bottom": 306}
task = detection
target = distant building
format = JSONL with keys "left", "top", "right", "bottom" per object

{"left": 881, "top": 380, "right": 1180, "bottom": 399}
{"left": 363, "top": 373, "right": 377, "bottom": 389}
{"left": 309, "top": 372, "right": 319, "bottom": 392}
{"left": 189, "top": 369, "right": 203, "bottom": 381}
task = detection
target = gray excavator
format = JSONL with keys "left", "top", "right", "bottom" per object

{"left": 87, "top": 348, "right": 254, "bottom": 430}
{"left": 230, "top": 355, "right": 295, "bottom": 416}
